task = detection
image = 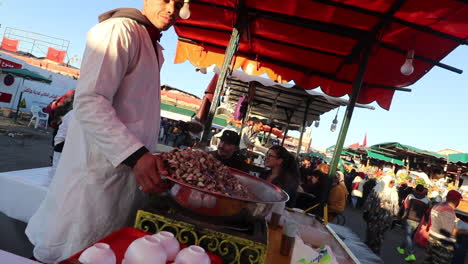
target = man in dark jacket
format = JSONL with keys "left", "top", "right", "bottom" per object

{"left": 396, "top": 184, "right": 430, "bottom": 262}
{"left": 209, "top": 130, "right": 249, "bottom": 172}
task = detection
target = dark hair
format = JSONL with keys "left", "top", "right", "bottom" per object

{"left": 269, "top": 145, "right": 300, "bottom": 186}
{"left": 302, "top": 156, "right": 311, "bottom": 162}
{"left": 415, "top": 184, "right": 425, "bottom": 193}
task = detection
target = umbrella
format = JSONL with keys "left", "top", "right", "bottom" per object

{"left": 0, "top": 68, "right": 51, "bottom": 83}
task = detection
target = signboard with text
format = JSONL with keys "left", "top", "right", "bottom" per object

{"left": 0, "top": 58, "right": 22, "bottom": 69}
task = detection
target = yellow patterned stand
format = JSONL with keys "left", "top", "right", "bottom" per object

{"left": 134, "top": 210, "right": 268, "bottom": 264}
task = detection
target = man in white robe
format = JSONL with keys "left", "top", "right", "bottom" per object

{"left": 25, "top": 1, "right": 184, "bottom": 262}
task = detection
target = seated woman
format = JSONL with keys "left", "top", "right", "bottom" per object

{"left": 261, "top": 145, "right": 300, "bottom": 207}
{"left": 297, "top": 169, "right": 328, "bottom": 212}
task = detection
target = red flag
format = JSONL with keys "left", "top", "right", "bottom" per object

{"left": 362, "top": 133, "right": 367, "bottom": 147}
{"left": 1, "top": 37, "right": 19, "bottom": 52}
{"left": 348, "top": 142, "right": 360, "bottom": 148}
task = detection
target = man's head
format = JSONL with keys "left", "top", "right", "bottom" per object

{"left": 252, "top": 120, "right": 264, "bottom": 133}
{"left": 217, "top": 130, "right": 240, "bottom": 159}
{"left": 414, "top": 184, "right": 425, "bottom": 194}
{"left": 301, "top": 156, "right": 311, "bottom": 168}
{"left": 142, "top": 0, "right": 183, "bottom": 31}
{"left": 446, "top": 190, "right": 462, "bottom": 207}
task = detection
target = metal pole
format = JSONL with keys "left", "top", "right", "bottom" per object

{"left": 323, "top": 44, "right": 374, "bottom": 222}
{"left": 200, "top": 27, "right": 243, "bottom": 144}
{"left": 328, "top": 44, "right": 373, "bottom": 178}
{"left": 296, "top": 98, "right": 311, "bottom": 158}
{"left": 281, "top": 125, "right": 289, "bottom": 146}
{"left": 14, "top": 92, "right": 23, "bottom": 122}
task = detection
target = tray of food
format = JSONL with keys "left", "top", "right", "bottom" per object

{"left": 160, "top": 149, "right": 288, "bottom": 218}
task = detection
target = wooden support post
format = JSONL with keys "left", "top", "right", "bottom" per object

{"left": 296, "top": 98, "right": 311, "bottom": 158}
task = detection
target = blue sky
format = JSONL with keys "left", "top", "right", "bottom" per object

{"left": 1, "top": 0, "right": 467, "bottom": 152}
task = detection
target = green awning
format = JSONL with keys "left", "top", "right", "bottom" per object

{"left": 371, "top": 142, "right": 445, "bottom": 159}
{"left": 161, "top": 103, "right": 227, "bottom": 127}
{"left": 366, "top": 150, "right": 406, "bottom": 166}
{"left": 301, "top": 151, "right": 325, "bottom": 160}
{"left": 448, "top": 153, "right": 468, "bottom": 164}
{"left": 0, "top": 68, "right": 52, "bottom": 83}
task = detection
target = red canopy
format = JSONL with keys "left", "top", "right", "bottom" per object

{"left": 174, "top": 0, "right": 468, "bottom": 110}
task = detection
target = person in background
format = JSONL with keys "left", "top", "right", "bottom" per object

{"left": 240, "top": 118, "right": 266, "bottom": 153}
{"left": 423, "top": 190, "right": 462, "bottom": 264}
{"left": 344, "top": 168, "right": 357, "bottom": 195}
{"left": 300, "top": 155, "right": 312, "bottom": 183}
{"left": 208, "top": 130, "right": 248, "bottom": 172}
{"left": 328, "top": 171, "right": 349, "bottom": 221}
{"left": 300, "top": 169, "right": 328, "bottom": 206}
{"left": 363, "top": 177, "right": 399, "bottom": 254}
{"left": 26, "top": 1, "right": 182, "bottom": 262}
{"left": 360, "top": 176, "right": 377, "bottom": 208}
{"left": 43, "top": 89, "right": 75, "bottom": 130}
{"left": 159, "top": 118, "right": 168, "bottom": 143}
{"left": 47, "top": 110, "right": 74, "bottom": 186}
{"left": 397, "top": 184, "right": 430, "bottom": 262}
{"left": 351, "top": 172, "right": 365, "bottom": 208}
{"left": 261, "top": 145, "right": 301, "bottom": 208}
{"left": 452, "top": 213, "right": 468, "bottom": 264}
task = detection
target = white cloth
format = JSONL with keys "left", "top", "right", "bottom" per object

{"left": 26, "top": 17, "right": 163, "bottom": 263}
{"left": 0, "top": 167, "right": 49, "bottom": 222}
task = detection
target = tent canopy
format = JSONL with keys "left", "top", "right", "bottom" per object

{"left": 371, "top": 142, "right": 446, "bottom": 160}
{"left": 0, "top": 68, "right": 51, "bottom": 83}
{"left": 448, "top": 153, "right": 468, "bottom": 164}
{"left": 175, "top": 0, "right": 468, "bottom": 110}
{"left": 366, "top": 149, "right": 406, "bottom": 166}
{"left": 216, "top": 67, "right": 374, "bottom": 129}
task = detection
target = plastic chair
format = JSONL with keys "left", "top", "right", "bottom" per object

{"left": 28, "top": 105, "right": 49, "bottom": 129}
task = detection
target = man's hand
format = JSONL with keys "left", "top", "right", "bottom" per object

{"left": 133, "top": 153, "right": 171, "bottom": 193}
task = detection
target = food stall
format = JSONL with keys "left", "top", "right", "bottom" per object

{"left": 55, "top": 1, "right": 468, "bottom": 263}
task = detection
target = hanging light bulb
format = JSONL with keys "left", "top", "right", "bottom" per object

{"left": 330, "top": 109, "right": 339, "bottom": 132}
{"left": 179, "top": 0, "right": 191, "bottom": 19}
{"left": 400, "top": 49, "right": 415, "bottom": 76}
{"left": 314, "top": 118, "right": 320, "bottom": 128}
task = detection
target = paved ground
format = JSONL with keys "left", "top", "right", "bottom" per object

{"left": 0, "top": 116, "right": 52, "bottom": 172}
{"left": 342, "top": 205, "right": 427, "bottom": 264}
{"left": 0, "top": 116, "right": 439, "bottom": 262}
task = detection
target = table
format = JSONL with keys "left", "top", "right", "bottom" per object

{"left": 0, "top": 167, "right": 49, "bottom": 222}
{"left": 0, "top": 250, "right": 40, "bottom": 264}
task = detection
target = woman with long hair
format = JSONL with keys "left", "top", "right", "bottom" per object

{"left": 261, "top": 145, "right": 301, "bottom": 207}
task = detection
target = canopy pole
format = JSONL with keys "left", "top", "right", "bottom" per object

{"left": 281, "top": 109, "right": 293, "bottom": 146}
{"left": 325, "top": 43, "right": 373, "bottom": 207}
{"left": 200, "top": 7, "right": 246, "bottom": 144}
{"left": 281, "top": 125, "right": 290, "bottom": 146}
{"left": 296, "top": 98, "right": 311, "bottom": 158}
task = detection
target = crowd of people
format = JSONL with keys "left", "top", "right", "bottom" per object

{"left": 298, "top": 159, "right": 468, "bottom": 264}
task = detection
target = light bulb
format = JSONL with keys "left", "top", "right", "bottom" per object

{"left": 400, "top": 50, "right": 415, "bottom": 76}
{"left": 330, "top": 115, "right": 338, "bottom": 132}
{"left": 179, "top": 1, "right": 190, "bottom": 19}
{"left": 314, "top": 120, "right": 320, "bottom": 128}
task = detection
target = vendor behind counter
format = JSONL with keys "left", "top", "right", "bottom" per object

{"left": 208, "top": 130, "right": 249, "bottom": 173}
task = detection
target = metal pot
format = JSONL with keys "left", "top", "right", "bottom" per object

{"left": 165, "top": 168, "right": 289, "bottom": 218}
